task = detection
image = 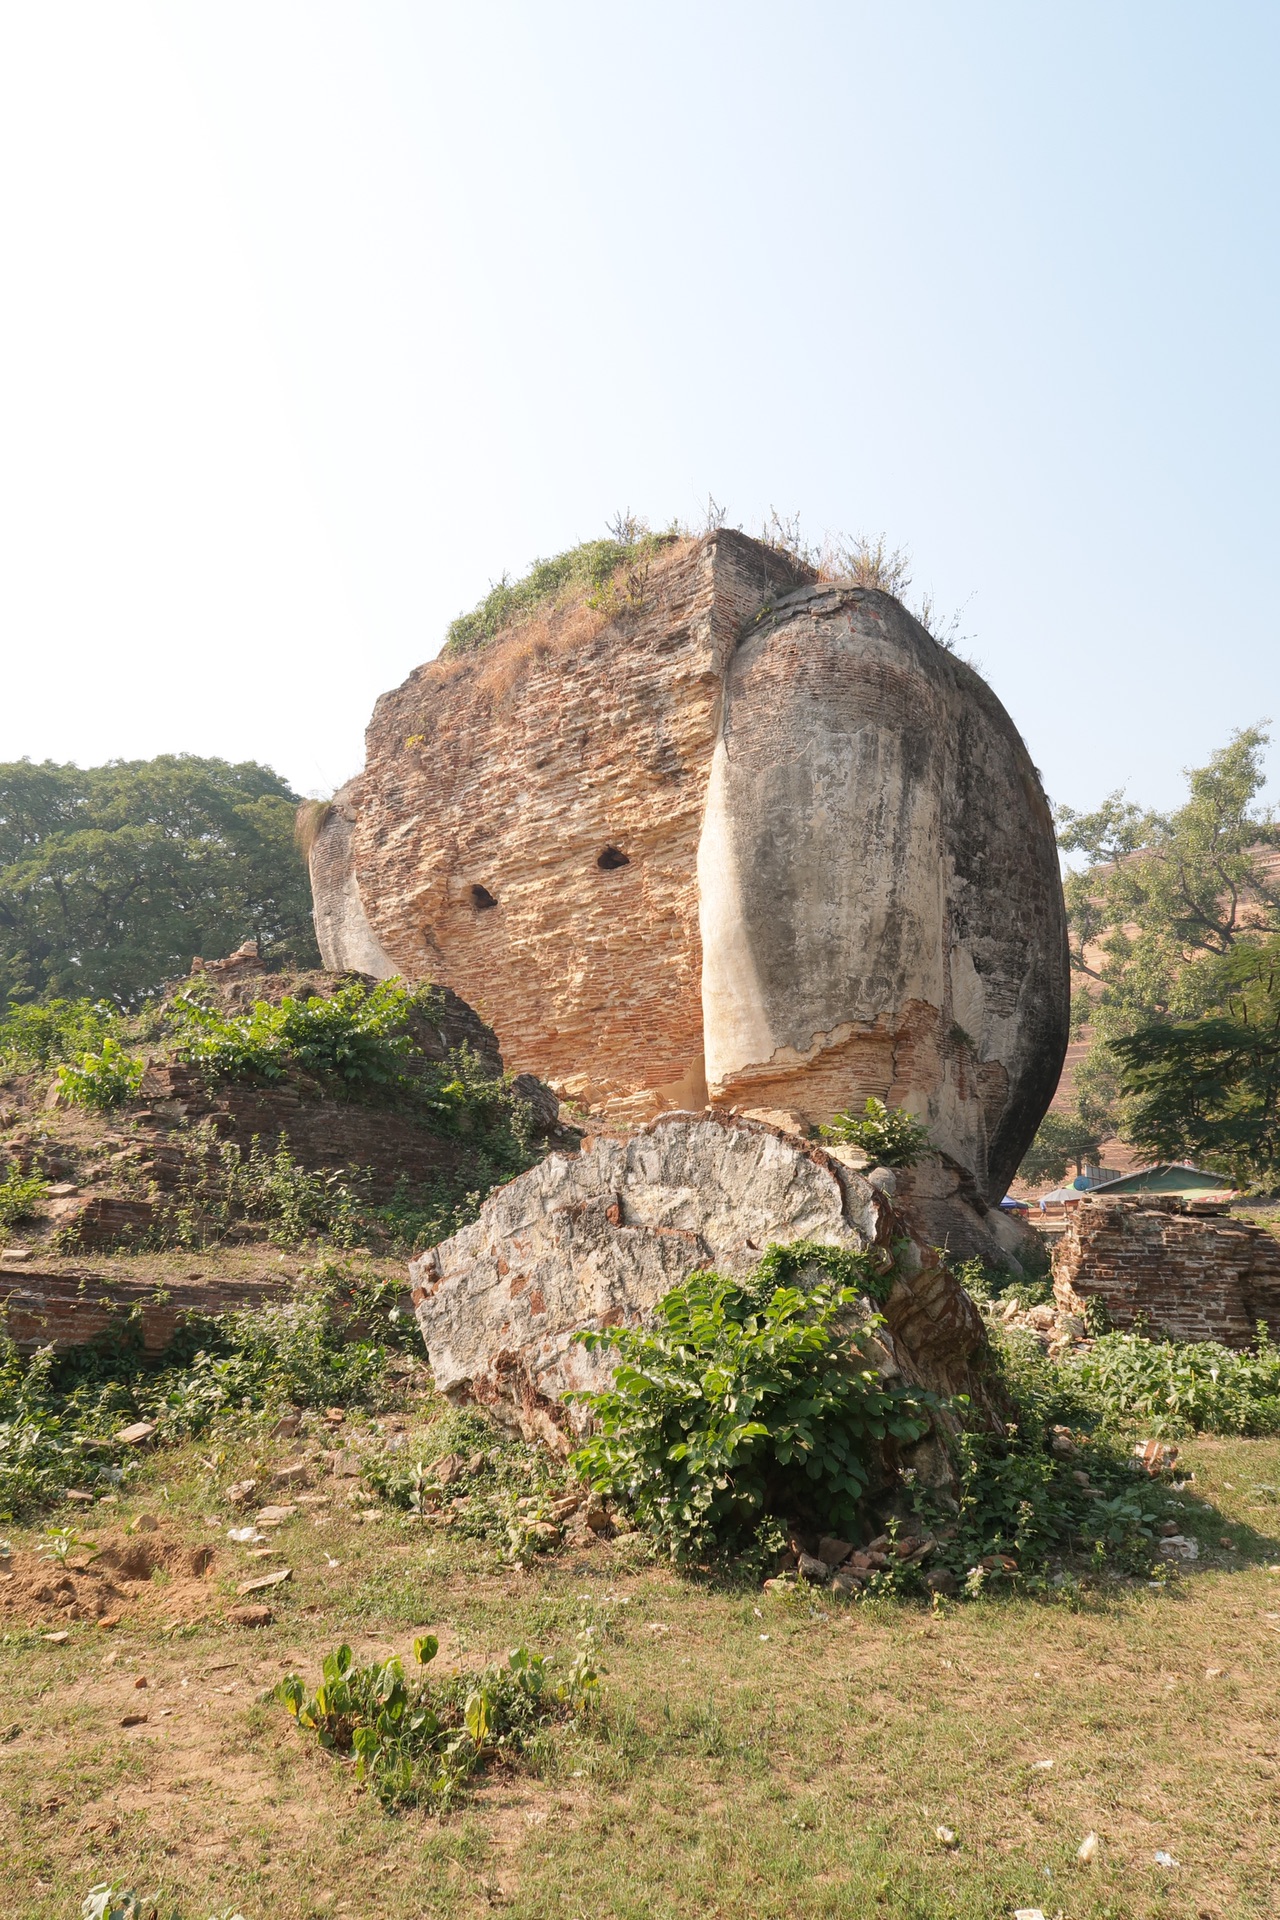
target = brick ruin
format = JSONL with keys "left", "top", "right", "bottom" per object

{"left": 308, "top": 530, "right": 1070, "bottom": 1253}
{"left": 1052, "top": 1195, "right": 1280, "bottom": 1347}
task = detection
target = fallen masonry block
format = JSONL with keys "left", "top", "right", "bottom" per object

{"left": 411, "top": 1109, "right": 1006, "bottom": 1479}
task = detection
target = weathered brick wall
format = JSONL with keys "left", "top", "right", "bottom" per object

{"left": 341, "top": 533, "right": 808, "bottom": 1120}
{"left": 0, "top": 1266, "right": 288, "bottom": 1354}
{"left": 1052, "top": 1196, "right": 1280, "bottom": 1347}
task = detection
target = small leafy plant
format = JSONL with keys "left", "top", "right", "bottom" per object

{"left": 820, "top": 1096, "right": 933, "bottom": 1169}
{"left": 36, "top": 1524, "right": 99, "bottom": 1567}
{"left": 0, "top": 1162, "right": 48, "bottom": 1233}
{"left": 82, "top": 1886, "right": 245, "bottom": 1920}
{"left": 274, "top": 1632, "right": 597, "bottom": 1808}
{"left": 56, "top": 1037, "right": 146, "bottom": 1110}
{"left": 568, "top": 1242, "right": 932, "bottom": 1561}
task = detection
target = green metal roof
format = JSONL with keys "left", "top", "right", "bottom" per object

{"left": 1089, "top": 1163, "right": 1230, "bottom": 1195}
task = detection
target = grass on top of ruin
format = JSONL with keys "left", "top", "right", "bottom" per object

{"left": 3, "top": 1399, "right": 1280, "bottom": 1920}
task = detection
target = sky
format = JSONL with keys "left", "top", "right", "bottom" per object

{"left": 0, "top": 1, "right": 1276, "bottom": 816}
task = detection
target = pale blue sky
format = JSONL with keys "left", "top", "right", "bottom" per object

{"left": 1, "top": 1, "right": 1276, "bottom": 818}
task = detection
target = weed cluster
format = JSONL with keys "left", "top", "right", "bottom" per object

{"left": 0, "top": 1265, "right": 411, "bottom": 1520}
{"left": 275, "top": 1633, "right": 598, "bottom": 1808}
{"left": 0, "top": 1161, "right": 47, "bottom": 1233}
{"left": 1065, "top": 1326, "right": 1280, "bottom": 1435}
{"left": 358, "top": 1399, "right": 582, "bottom": 1554}
{"left": 116, "top": 1126, "right": 524, "bottom": 1259}
{"left": 895, "top": 1328, "right": 1169, "bottom": 1590}
{"left": 0, "top": 997, "right": 119, "bottom": 1073}
{"left": 442, "top": 527, "right": 681, "bottom": 656}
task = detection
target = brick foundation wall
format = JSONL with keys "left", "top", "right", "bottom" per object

{"left": 0, "top": 1267, "right": 289, "bottom": 1354}
{"left": 1052, "top": 1196, "right": 1280, "bottom": 1347}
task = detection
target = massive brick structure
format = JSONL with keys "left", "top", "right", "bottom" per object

{"left": 309, "top": 531, "right": 1069, "bottom": 1237}
{"left": 1053, "top": 1196, "right": 1280, "bottom": 1346}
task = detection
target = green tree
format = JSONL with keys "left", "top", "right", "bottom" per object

{"left": 1016, "top": 1110, "right": 1106, "bottom": 1186}
{"left": 0, "top": 756, "right": 319, "bottom": 1009}
{"left": 1054, "top": 725, "right": 1279, "bottom": 1146}
{"left": 1112, "top": 939, "right": 1280, "bottom": 1189}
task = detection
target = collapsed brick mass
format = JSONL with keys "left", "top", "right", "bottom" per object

{"left": 309, "top": 530, "right": 1069, "bottom": 1244}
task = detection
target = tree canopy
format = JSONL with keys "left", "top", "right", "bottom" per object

{"left": 1112, "top": 939, "right": 1280, "bottom": 1190}
{"left": 0, "top": 755, "right": 319, "bottom": 1009}
{"left": 1016, "top": 1110, "right": 1108, "bottom": 1187}
{"left": 1045, "top": 726, "right": 1278, "bottom": 1141}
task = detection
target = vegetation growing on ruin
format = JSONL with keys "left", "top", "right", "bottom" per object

{"left": 821, "top": 1095, "right": 934, "bottom": 1169}
{"left": 441, "top": 520, "right": 684, "bottom": 656}
{"left": 0, "top": 1264, "right": 413, "bottom": 1520}
{"left": 167, "top": 978, "right": 443, "bottom": 1101}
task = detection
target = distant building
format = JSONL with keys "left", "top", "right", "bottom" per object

{"left": 1088, "top": 1163, "right": 1235, "bottom": 1199}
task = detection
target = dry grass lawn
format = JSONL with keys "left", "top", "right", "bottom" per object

{"left": 3, "top": 1425, "right": 1279, "bottom": 1920}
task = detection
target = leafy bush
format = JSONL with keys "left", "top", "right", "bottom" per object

{"left": 1064, "top": 1328, "right": 1280, "bottom": 1436}
{"left": 820, "top": 1096, "right": 933, "bottom": 1169}
{"left": 0, "top": 1162, "right": 48, "bottom": 1233}
{"left": 567, "top": 1243, "right": 931, "bottom": 1561}
{"left": 275, "top": 1633, "right": 597, "bottom": 1809}
{"left": 168, "top": 978, "right": 426, "bottom": 1095}
{"left": 0, "top": 997, "right": 119, "bottom": 1072}
{"left": 55, "top": 1037, "right": 146, "bottom": 1110}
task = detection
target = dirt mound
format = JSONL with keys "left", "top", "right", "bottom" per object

{"left": 0, "top": 1526, "right": 221, "bottom": 1629}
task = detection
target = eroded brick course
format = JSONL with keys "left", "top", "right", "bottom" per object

{"left": 1052, "top": 1196, "right": 1280, "bottom": 1347}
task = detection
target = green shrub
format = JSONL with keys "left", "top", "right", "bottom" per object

{"left": 55, "top": 1037, "right": 145, "bottom": 1110}
{"left": 0, "top": 1163, "right": 48, "bottom": 1233}
{"left": 275, "top": 1634, "right": 597, "bottom": 1809}
{"left": 167, "top": 978, "right": 424, "bottom": 1093}
{"left": 0, "top": 997, "right": 118, "bottom": 1073}
{"left": 1064, "top": 1328, "right": 1280, "bottom": 1436}
{"left": 820, "top": 1096, "right": 933, "bottom": 1169}
{"left": 567, "top": 1243, "right": 932, "bottom": 1561}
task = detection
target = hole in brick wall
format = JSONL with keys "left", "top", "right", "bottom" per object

{"left": 470, "top": 884, "right": 498, "bottom": 910}
{"left": 597, "top": 846, "right": 630, "bottom": 870}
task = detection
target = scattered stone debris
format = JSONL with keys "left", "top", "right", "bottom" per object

{"left": 235, "top": 1568, "right": 292, "bottom": 1597}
